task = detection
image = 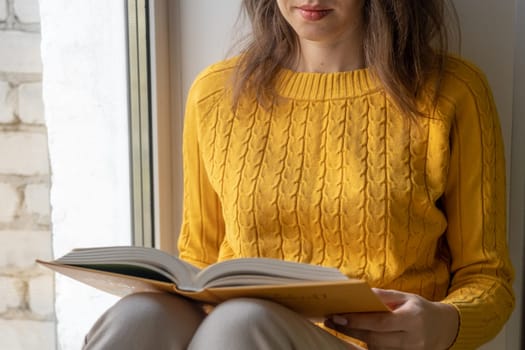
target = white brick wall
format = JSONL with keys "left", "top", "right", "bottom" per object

{"left": 0, "top": 320, "right": 56, "bottom": 350}
{"left": 0, "top": 0, "right": 6, "bottom": 21}
{"left": 28, "top": 274, "right": 54, "bottom": 317}
{"left": 0, "top": 81, "right": 15, "bottom": 123}
{"left": 0, "top": 231, "right": 52, "bottom": 267}
{"left": 0, "top": 277, "right": 23, "bottom": 313}
{"left": 0, "top": 182, "right": 19, "bottom": 221}
{"left": 24, "top": 183, "right": 50, "bottom": 217}
{"left": 19, "top": 82, "right": 44, "bottom": 124}
{"left": 14, "top": 0, "right": 40, "bottom": 23}
{"left": 0, "top": 2, "right": 54, "bottom": 348}
{"left": 0, "top": 31, "right": 42, "bottom": 73}
{"left": 0, "top": 132, "right": 49, "bottom": 175}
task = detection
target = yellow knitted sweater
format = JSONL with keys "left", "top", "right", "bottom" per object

{"left": 178, "top": 56, "right": 514, "bottom": 349}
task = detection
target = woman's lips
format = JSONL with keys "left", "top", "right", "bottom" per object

{"left": 297, "top": 6, "right": 332, "bottom": 21}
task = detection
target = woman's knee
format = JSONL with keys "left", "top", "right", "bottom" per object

{"left": 84, "top": 292, "right": 205, "bottom": 350}
{"left": 102, "top": 292, "right": 202, "bottom": 326}
{"left": 188, "top": 298, "right": 299, "bottom": 349}
{"left": 209, "top": 298, "right": 281, "bottom": 328}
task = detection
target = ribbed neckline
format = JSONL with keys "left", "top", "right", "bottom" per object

{"left": 274, "top": 67, "right": 379, "bottom": 101}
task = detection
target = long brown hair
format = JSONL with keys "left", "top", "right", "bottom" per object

{"left": 233, "top": 0, "right": 458, "bottom": 116}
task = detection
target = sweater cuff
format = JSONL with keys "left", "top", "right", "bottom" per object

{"left": 441, "top": 300, "right": 488, "bottom": 350}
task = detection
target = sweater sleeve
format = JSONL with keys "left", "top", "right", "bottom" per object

{"left": 440, "top": 65, "right": 515, "bottom": 349}
{"left": 177, "top": 81, "right": 226, "bottom": 269}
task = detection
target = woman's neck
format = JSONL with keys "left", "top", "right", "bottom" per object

{"left": 294, "top": 29, "right": 365, "bottom": 73}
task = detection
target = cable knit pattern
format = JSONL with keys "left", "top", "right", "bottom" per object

{"left": 178, "top": 56, "right": 514, "bottom": 349}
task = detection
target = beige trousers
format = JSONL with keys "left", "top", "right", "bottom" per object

{"left": 83, "top": 292, "right": 357, "bottom": 350}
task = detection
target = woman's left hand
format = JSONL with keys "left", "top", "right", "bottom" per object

{"left": 325, "top": 288, "right": 459, "bottom": 350}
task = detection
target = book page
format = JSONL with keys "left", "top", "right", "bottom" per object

{"left": 193, "top": 257, "right": 350, "bottom": 290}
{"left": 55, "top": 246, "right": 201, "bottom": 287}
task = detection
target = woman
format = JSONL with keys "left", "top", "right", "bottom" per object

{"left": 84, "top": 1, "right": 514, "bottom": 349}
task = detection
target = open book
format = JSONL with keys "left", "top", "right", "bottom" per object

{"left": 38, "top": 246, "right": 389, "bottom": 317}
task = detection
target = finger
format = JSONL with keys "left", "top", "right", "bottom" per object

{"left": 372, "top": 288, "right": 410, "bottom": 309}
{"left": 341, "top": 329, "right": 406, "bottom": 350}
{"left": 324, "top": 317, "right": 347, "bottom": 333}
{"left": 323, "top": 320, "right": 368, "bottom": 350}
{"left": 331, "top": 312, "right": 406, "bottom": 333}
{"left": 326, "top": 319, "right": 407, "bottom": 350}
